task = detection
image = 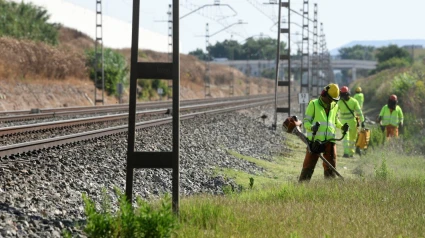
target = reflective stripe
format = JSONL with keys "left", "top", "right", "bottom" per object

{"left": 340, "top": 116, "right": 355, "bottom": 120}
{"left": 304, "top": 115, "right": 313, "bottom": 121}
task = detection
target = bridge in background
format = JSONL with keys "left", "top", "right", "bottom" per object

{"left": 211, "top": 59, "right": 377, "bottom": 81}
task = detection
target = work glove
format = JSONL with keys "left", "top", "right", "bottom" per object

{"left": 311, "top": 124, "right": 319, "bottom": 133}
{"left": 361, "top": 121, "right": 365, "bottom": 128}
{"left": 341, "top": 123, "right": 349, "bottom": 132}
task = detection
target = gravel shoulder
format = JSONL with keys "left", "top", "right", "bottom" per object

{"left": 0, "top": 105, "right": 287, "bottom": 237}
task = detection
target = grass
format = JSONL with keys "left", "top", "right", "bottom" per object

{"left": 176, "top": 132, "right": 425, "bottom": 237}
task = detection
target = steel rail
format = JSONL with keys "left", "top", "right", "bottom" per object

{"left": 0, "top": 99, "right": 274, "bottom": 158}
{"left": 0, "top": 95, "right": 274, "bottom": 122}
{"left": 0, "top": 94, "right": 272, "bottom": 117}
{"left": 0, "top": 96, "right": 276, "bottom": 136}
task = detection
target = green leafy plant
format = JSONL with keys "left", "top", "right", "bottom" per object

{"left": 369, "top": 126, "right": 385, "bottom": 148}
{"left": 82, "top": 188, "right": 178, "bottom": 238}
{"left": 0, "top": 0, "right": 59, "bottom": 44}
{"left": 375, "top": 158, "right": 392, "bottom": 180}
{"left": 86, "top": 48, "right": 129, "bottom": 96}
{"left": 249, "top": 177, "right": 254, "bottom": 189}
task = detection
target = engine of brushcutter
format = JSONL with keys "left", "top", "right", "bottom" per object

{"left": 282, "top": 116, "right": 302, "bottom": 133}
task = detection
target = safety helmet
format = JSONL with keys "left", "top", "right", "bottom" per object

{"left": 340, "top": 86, "right": 349, "bottom": 94}
{"left": 389, "top": 94, "right": 398, "bottom": 102}
{"left": 355, "top": 87, "right": 362, "bottom": 93}
{"left": 325, "top": 83, "right": 340, "bottom": 101}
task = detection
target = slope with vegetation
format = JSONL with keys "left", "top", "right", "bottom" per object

{"left": 0, "top": 1, "right": 271, "bottom": 111}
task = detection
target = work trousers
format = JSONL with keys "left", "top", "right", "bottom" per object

{"left": 385, "top": 125, "right": 399, "bottom": 139}
{"left": 299, "top": 142, "right": 337, "bottom": 181}
{"left": 341, "top": 120, "right": 358, "bottom": 156}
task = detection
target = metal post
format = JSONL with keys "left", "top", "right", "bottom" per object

{"left": 94, "top": 0, "right": 104, "bottom": 105}
{"left": 273, "top": 0, "right": 291, "bottom": 129}
{"left": 168, "top": 4, "right": 173, "bottom": 99}
{"left": 126, "top": 0, "right": 180, "bottom": 214}
{"left": 273, "top": 0, "right": 282, "bottom": 129}
{"left": 300, "top": 0, "right": 309, "bottom": 120}
{"left": 205, "top": 23, "right": 211, "bottom": 97}
{"left": 311, "top": 3, "right": 318, "bottom": 98}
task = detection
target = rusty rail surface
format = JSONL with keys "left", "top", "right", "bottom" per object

{"left": 0, "top": 99, "right": 274, "bottom": 158}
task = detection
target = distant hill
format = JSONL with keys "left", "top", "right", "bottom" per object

{"left": 330, "top": 39, "right": 425, "bottom": 55}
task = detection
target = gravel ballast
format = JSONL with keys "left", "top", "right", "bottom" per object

{"left": 0, "top": 105, "right": 288, "bottom": 237}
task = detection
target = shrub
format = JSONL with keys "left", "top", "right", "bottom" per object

{"left": 137, "top": 79, "right": 169, "bottom": 100}
{"left": 82, "top": 188, "right": 178, "bottom": 238}
{"left": 374, "top": 158, "right": 392, "bottom": 180}
{"left": 0, "top": 0, "right": 59, "bottom": 44}
{"left": 86, "top": 48, "right": 129, "bottom": 96}
{"left": 374, "top": 57, "right": 410, "bottom": 73}
{"left": 392, "top": 72, "right": 417, "bottom": 97}
{"left": 369, "top": 126, "right": 385, "bottom": 148}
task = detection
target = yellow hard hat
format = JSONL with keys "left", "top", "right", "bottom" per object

{"left": 325, "top": 83, "right": 340, "bottom": 101}
{"left": 355, "top": 86, "right": 362, "bottom": 93}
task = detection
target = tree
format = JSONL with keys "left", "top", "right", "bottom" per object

{"left": 338, "top": 45, "right": 375, "bottom": 60}
{"left": 189, "top": 38, "right": 286, "bottom": 61}
{"left": 375, "top": 45, "right": 411, "bottom": 63}
{"left": 370, "top": 45, "right": 412, "bottom": 74}
{"left": 86, "top": 48, "right": 129, "bottom": 96}
{"left": 189, "top": 48, "right": 209, "bottom": 61}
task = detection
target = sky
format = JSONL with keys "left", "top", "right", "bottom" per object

{"left": 24, "top": 0, "right": 425, "bottom": 54}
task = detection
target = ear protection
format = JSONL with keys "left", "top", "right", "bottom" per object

{"left": 320, "top": 85, "right": 331, "bottom": 97}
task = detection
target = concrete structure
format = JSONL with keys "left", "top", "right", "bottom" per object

{"left": 211, "top": 59, "right": 377, "bottom": 81}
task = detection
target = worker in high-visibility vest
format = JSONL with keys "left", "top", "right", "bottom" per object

{"left": 377, "top": 94, "right": 404, "bottom": 139}
{"left": 353, "top": 86, "right": 364, "bottom": 109}
{"left": 299, "top": 83, "right": 349, "bottom": 181}
{"left": 337, "top": 86, "right": 365, "bottom": 158}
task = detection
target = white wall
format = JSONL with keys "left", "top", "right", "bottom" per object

{"left": 11, "top": 0, "right": 169, "bottom": 52}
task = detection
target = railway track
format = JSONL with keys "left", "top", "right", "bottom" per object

{"left": 0, "top": 94, "right": 273, "bottom": 123}
{"left": 0, "top": 98, "right": 275, "bottom": 159}
{"left": 0, "top": 96, "right": 276, "bottom": 137}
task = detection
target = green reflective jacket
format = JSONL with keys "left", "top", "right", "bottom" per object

{"left": 353, "top": 93, "right": 364, "bottom": 109}
{"left": 303, "top": 98, "right": 343, "bottom": 141}
{"left": 337, "top": 97, "right": 364, "bottom": 122}
{"left": 379, "top": 105, "right": 404, "bottom": 127}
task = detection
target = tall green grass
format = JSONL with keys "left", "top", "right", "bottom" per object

{"left": 81, "top": 134, "right": 425, "bottom": 237}
{"left": 176, "top": 135, "right": 425, "bottom": 237}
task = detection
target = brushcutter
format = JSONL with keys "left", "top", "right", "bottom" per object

{"left": 283, "top": 116, "right": 348, "bottom": 180}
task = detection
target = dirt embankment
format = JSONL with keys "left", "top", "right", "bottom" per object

{"left": 0, "top": 27, "right": 273, "bottom": 111}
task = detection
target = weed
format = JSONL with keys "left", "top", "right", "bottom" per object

{"left": 374, "top": 158, "right": 392, "bottom": 180}
{"left": 249, "top": 177, "right": 254, "bottom": 189}
{"left": 82, "top": 188, "right": 178, "bottom": 238}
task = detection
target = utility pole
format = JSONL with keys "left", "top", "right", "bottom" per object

{"left": 168, "top": 4, "right": 173, "bottom": 100}
{"left": 299, "top": 0, "right": 310, "bottom": 120}
{"left": 198, "top": 20, "right": 247, "bottom": 98}
{"left": 311, "top": 3, "right": 318, "bottom": 98}
{"left": 319, "top": 22, "right": 325, "bottom": 90}
{"left": 205, "top": 23, "right": 212, "bottom": 98}
{"left": 94, "top": 0, "right": 104, "bottom": 105}
{"left": 273, "top": 0, "right": 291, "bottom": 129}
